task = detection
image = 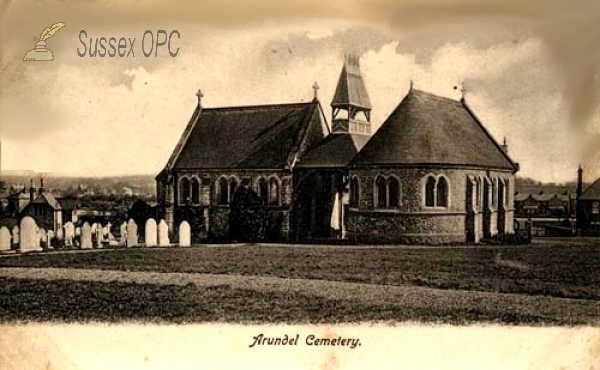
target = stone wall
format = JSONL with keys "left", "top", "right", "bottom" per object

{"left": 346, "top": 166, "right": 515, "bottom": 244}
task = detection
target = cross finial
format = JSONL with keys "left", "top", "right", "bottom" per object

{"left": 312, "top": 81, "right": 320, "bottom": 100}
{"left": 196, "top": 89, "right": 204, "bottom": 107}
{"left": 460, "top": 82, "right": 467, "bottom": 101}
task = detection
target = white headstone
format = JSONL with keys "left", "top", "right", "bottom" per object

{"left": 19, "top": 216, "right": 41, "bottom": 252}
{"left": 126, "top": 219, "right": 138, "bottom": 247}
{"left": 55, "top": 225, "right": 63, "bottom": 241}
{"left": 39, "top": 228, "right": 47, "bottom": 246}
{"left": 145, "top": 218, "right": 157, "bottom": 247}
{"left": 75, "top": 226, "right": 81, "bottom": 236}
{"left": 64, "top": 222, "right": 75, "bottom": 246}
{"left": 95, "top": 223, "right": 103, "bottom": 248}
{"left": 47, "top": 230, "right": 54, "bottom": 247}
{"left": 0, "top": 226, "right": 11, "bottom": 251}
{"left": 91, "top": 223, "right": 97, "bottom": 234}
{"left": 120, "top": 222, "right": 127, "bottom": 245}
{"left": 11, "top": 226, "right": 19, "bottom": 246}
{"left": 179, "top": 221, "right": 191, "bottom": 247}
{"left": 158, "top": 219, "right": 170, "bottom": 247}
{"left": 103, "top": 224, "right": 110, "bottom": 237}
{"left": 81, "top": 222, "right": 92, "bottom": 249}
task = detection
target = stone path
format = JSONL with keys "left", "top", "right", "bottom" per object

{"left": 0, "top": 267, "right": 598, "bottom": 323}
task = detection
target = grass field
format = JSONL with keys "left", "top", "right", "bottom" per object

{"left": 0, "top": 242, "right": 598, "bottom": 325}
{"left": 1, "top": 242, "right": 598, "bottom": 300}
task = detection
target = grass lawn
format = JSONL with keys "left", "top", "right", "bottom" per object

{"left": 0, "top": 277, "right": 595, "bottom": 325}
{"left": 1, "top": 242, "right": 599, "bottom": 300}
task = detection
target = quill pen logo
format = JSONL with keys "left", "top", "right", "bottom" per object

{"left": 23, "top": 22, "right": 66, "bottom": 61}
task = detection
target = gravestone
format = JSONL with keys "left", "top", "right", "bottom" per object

{"left": 95, "top": 223, "right": 103, "bottom": 248}
{"left": 19, "top": 216, "right": 41, "bottom": 252}
{"left": 39, "top": 228, "right": 47, "bottom": 248}
{"left": 145, "top": 218, "right": 157, "bottom": 247}
{"left": 158, "top": 219, "right": 169, "bottom": 247}
{"left": 179, "top": 221, "right": 191, "bottom": 247}
{"left": 47, "top": 230, "right": 54, "bottom": 248}
{"left": 91, "top": 223, "right": 97, "bottom": 234}
{"left": 126, "top": 219, "right": 138, "bottom": 247}
{"left": 81, "top": 222, "right": 92, "bottom": 249}
{"left": 64, "top": 222, "right": 75, "bottom": 246}
{"left": 75, "top": 226, "right": 81, "bottom": 236}
{"left": 119, "top": 222, "right": 127, "bottom": 245}
{"left": 55, "top": 225, "right": 63, "bottom": 241}
{"left": 0, "top": 226, "right": 11, "bottom": 251}
{"left": 11, "top": 226, "right": 19, "bottom": 246}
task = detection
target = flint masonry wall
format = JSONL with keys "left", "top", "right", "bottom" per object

{"left": 346, "top": 167, "right": 514, "bottom": 244}
{"left": 170, "top": 170, "right": 293, "bottom": 241}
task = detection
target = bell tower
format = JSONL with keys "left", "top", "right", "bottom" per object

{"left": 331, "top": 55, "right": 372, "bottom": 134}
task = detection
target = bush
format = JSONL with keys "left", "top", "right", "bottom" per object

{"left": 228, "top": 185, "right": 266, "bottom": 243}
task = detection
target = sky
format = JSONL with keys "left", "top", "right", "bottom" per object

{"left": 1, "top": 0, "right": 600, "bottom": 183}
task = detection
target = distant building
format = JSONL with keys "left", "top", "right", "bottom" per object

{"left": 17, "top": 179, "right": 63, "bottom": 233}
{"left": 577, "top": 167, "right": 600, "bottom": 234}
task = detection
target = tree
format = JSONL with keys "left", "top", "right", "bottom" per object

{"left": 228, "top": 184, "right": 266, "bottom": 242}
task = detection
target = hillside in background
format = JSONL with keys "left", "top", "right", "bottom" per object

{"left": 0, "top": 172, "right": 589, "bottom": 198}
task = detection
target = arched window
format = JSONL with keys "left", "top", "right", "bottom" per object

{"left": 218, "top": 177, "right": 228, "bottom": 205}
{"left": 228, "top": 178, "right": 238, "bottom": 203}
{"left": 268, "top": 178, "right": 279, "bottom": 206}
{"left": 424, "top": 175, "right": 450, "bottom": 208}
{"left": 257, "top": 178, "right": 268, "bottom": 203}
{"left": 180, "top": 178, "right": 190, "bottom": 204}
{"left": 349, "top": 177, "right": 359, "bottom": 207}
{"left": 425, "top": 176, "right": 436, "bottom": 207}
{"left": 388, "top": 177, "right": 400, "bottom": 207}
{"left": 191, "top": 178, "right": 200, "bottom": 204}
{"left": 437, "top": 177, "right": 448, "bottom": 207}
{"left": 376, "top": 177, "right": 387, "bottom": 208}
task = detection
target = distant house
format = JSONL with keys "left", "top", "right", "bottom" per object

{"left": 56, "top": 197, "right": 80, "bottom": 224}
{"left": 577, "top": 173, "right": 600, "bottom": 234}
{"left": 18, "top": 181, "right": 63, "bottom": 233}
{"left": 514, "top": 192, "right": 574, "bottom": 218}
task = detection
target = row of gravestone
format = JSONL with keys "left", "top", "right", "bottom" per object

{"left": 0, "top": 217, "right": 193, "bottom": 253}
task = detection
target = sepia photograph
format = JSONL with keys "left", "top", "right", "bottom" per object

{"left": 0, "top": 0, "right": 599, "bottom": 368}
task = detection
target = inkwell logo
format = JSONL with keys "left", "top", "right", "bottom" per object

{"left": 23, "top": 22, "right": 66, "bottom": 61}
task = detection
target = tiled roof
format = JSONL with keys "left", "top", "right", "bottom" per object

{"left": 170, "top": 101, "right": 326, "bottom": 170}
{"left": 350, "top": 89, "right": 518, "bottom": 170}
{"left": 580, "top": 177, "right": 600, "bottom": 200}
{"left": 296, "top": 133, "right": 371, "bottom": 168}
{"left": 30, "top": 192, "right": 62, "bottom": 210}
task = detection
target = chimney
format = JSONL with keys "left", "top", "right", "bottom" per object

{"left": 577, "top": 165, "right": 583, "bottom": 198}
{"left": 39, "top": 177, "right": 45, "bottom": 195}
{"left": 576, "top": 165, "right": 584, "bottom": 230}
{"left": 29, "top": 178, "right": 35, "bottom": 201}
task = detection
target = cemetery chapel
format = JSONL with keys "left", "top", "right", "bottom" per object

{"left": 156, "top": 56, "right": 519, "bottom": 244}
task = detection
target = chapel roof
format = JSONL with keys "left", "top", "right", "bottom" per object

{"left": 350, "top": 89, "right": 518, "bottom": 171}
{"left": 296, "top": 133, "right": 371, "bottom": 168}
{"left": 168, "top": 100, "right": 326, "bottom": 170}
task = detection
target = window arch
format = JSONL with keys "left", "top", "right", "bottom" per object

{"left": 423, "top": 174, "right": 450, "bottom": 208}
{"left": 374, "top": 175, "right": 401, "bottom": 208}
{"left": 257, "top": 177, "right": 268, "bottom": 203}
{"left": 228, "top": 177, "right": 238, "bottom": 203}
{"left": 349, "top": 176, "right": 360, "bottom": 207}
{"left": 436, "top": 177, "right": 448, "bottom": 207}
{"left": 180, "top": 177, "right": 190, "bottom": 204}
{"left": 268, "top": 178, "right": 280, "bottom": 206}
{"left": 190, "top": 178, "right": 200, "bottom": 204}
{"left": 218, "top": 177, "right": 228, "bottom": 205}
{"left": 425, "top": 176, "right": 436, "bottom": 207}
{"left": 388, "top": 177, "right": 400, "bottom": 207}
{"left": 376, "top": 176, "right": 387, "bottom": 208}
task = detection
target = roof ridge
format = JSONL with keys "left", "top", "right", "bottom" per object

{"left": 409, "top": 89, "right": 461, "bottom": 104}
{"left": 200, "top": 101, "right": 313, "bottom": 112}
